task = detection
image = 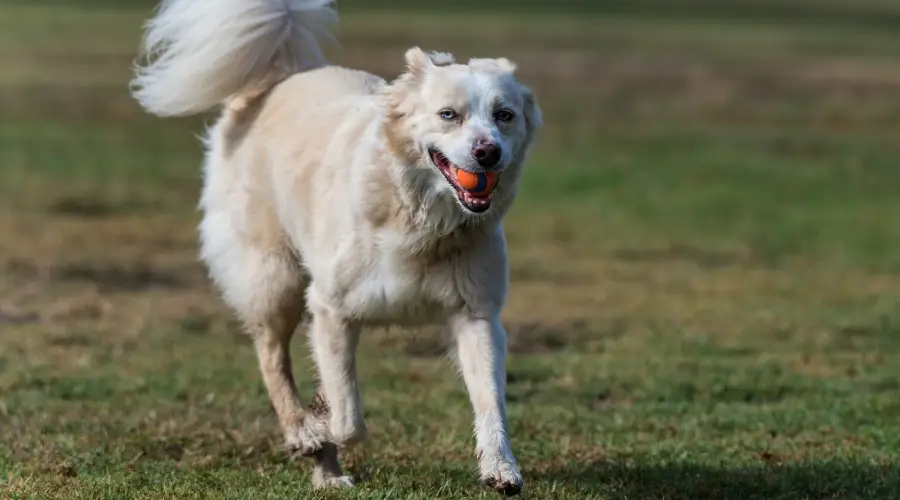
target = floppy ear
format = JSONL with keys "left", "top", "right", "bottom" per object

{"left": 404, "top": 47, "right": 454, "bottom": 76}
{"left": 521, "top": 85, "right": 543, "bottom": 131}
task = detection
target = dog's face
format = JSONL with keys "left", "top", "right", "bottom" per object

{"left": 384, "top": 48, "right": 542, "bottom": 227}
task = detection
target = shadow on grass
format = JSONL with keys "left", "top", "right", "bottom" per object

{"left": 533, "top": 460, "right": 900, "bottom": 500}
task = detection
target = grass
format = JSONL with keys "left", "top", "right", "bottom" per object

{"left": 2, "top": 1, "right": 900, "bottom": 499}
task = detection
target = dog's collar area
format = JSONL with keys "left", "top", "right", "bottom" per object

{"left": 428, "top": 149, "right": 494, "bottom": 213}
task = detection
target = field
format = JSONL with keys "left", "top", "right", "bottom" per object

{"left": 2, "top": 1, "right": 900, "bottom": 498}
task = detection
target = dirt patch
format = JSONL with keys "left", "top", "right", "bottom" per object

{"left": 46, "top": 334, "right": 92, "bottom": 347}
{"left": 393, "top": 318, "right": 603, "bottom": 357}
{"left": 509, "top": 264, "right": 595, "bottom": 285}
{"left": 507, "top": 319, "right": 594, "bottom": 354}
{"left": 0, "top": 309, "right": 40, "bottom": 325}
{"left": 837, "top": 323, "right": 882, "bottom": 338}
{"left": 0, "top": 84, "right": 144, "bottom": 123}
{"left": 48, "top": 197, "right": 118, "bottom": 218}
{"left": 4, "top": 258, "right": 41, "bottom": 280}
{"left": 614, "top": 244, "right": 749, "bottom": 269}
{"left": 51, "top": 262, "right": 191, "bottom": 292}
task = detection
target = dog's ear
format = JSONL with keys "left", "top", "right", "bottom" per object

{"left": 404, "top": 47, "right": 431, "bottom": 76}
{"left": 521, "top": 85, "right": 543, "bottom": 131}
{"left": 467, "top": 57, "right": 517, "bottom": 75}
{"left": 404, "top": 47, "right": 454, "bottom": 76}
{"left": 492, "top": 57, "right": 517, "bottom": 74}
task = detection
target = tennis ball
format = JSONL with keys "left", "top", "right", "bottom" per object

{"left": 455, "top": 168, "right": 499, "bottom": 195}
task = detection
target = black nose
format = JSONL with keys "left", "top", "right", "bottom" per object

{"left": 472, "top": 141, "right": 501, "bottom": 168}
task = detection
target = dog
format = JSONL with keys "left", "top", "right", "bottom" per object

{"left": 130, "top": 0, "right": 541, "bottom": 494}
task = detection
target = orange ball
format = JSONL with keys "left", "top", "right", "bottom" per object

{"left": 455, "top": 169, "right": 499, "bottom": 195}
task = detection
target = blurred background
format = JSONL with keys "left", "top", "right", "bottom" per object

{"left": 1, "top": 1, "right": 899, "bottom": 498}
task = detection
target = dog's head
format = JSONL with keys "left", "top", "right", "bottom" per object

{"left": 383, "top": 47, "right": 542, "bottom": 232}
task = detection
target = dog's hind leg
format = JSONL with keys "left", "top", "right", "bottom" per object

{"left": 250, "top": 302, "right": 326, "bottom": 458}
{"left": 243, "top": 270, "right": 353, "bottom": 488}
{"left": 199, "top": 206, "right": 342, "bottom": 481}
{"left": 244, "top": 270, "right": 354, "bottom": 488}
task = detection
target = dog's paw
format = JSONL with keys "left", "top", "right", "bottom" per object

{"left": 313, "top": 474, "right": 355, "bottom": 489}
{"left": 480, "top": 459, "right": 523, "bottom": 496}
{"left": 285, "top": 416, "right": 329, "bottom": 458}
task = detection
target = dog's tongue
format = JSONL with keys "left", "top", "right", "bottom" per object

{"left": 454, "top": 168, "right": 499, "bottom": 196}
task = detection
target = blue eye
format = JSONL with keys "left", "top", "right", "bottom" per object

{"left": 439, "top": 109, "right": 458, "bottom": 121}
{"left": 494, "top": 109, "right": 515, "bottom": 122}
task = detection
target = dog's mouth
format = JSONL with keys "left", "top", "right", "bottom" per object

{"left": 429, "top": 149, "right": 498, "bottom": 213}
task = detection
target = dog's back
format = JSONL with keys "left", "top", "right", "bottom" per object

{"left": 277, "top": 66, "right": 386, "bottom": 103}
{"left": 211, "top": 64, "right": 391, "bottom": 264}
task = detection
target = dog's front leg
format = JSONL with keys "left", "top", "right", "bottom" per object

{"left": 451, "top": 314, "right": 523, "bottom": 495}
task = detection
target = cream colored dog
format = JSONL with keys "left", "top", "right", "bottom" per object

{"left": 131, "top": 0, "right": 541, "bottom": 494}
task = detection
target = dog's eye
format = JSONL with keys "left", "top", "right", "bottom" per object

{"left": 494, "top": 109, "right": 515, "bottom": 122}
{"left": 438, "top": 109, "right": 458, "bottom": 121}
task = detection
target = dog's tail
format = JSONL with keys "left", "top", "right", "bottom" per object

{"left": 130, "top": 0, "right": 337, "bottom": 117}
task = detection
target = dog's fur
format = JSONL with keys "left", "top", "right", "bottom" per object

{"left": 131, "top": 0, "right": 541, "bottom": 493}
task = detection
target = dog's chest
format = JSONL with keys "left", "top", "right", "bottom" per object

{"left": 337, "top": 252, "right": 460, "bottom": 326}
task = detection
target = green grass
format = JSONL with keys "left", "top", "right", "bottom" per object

{"left": 2, "top": 2, "right": 900, "bottom": 499}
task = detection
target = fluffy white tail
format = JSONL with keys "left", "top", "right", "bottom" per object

{"left": 131, "top": 0, "right": 337, "bottom": 117}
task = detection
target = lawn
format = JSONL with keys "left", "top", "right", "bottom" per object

{"left": 2, "top": 1, "right": 900, "bottom": 499}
